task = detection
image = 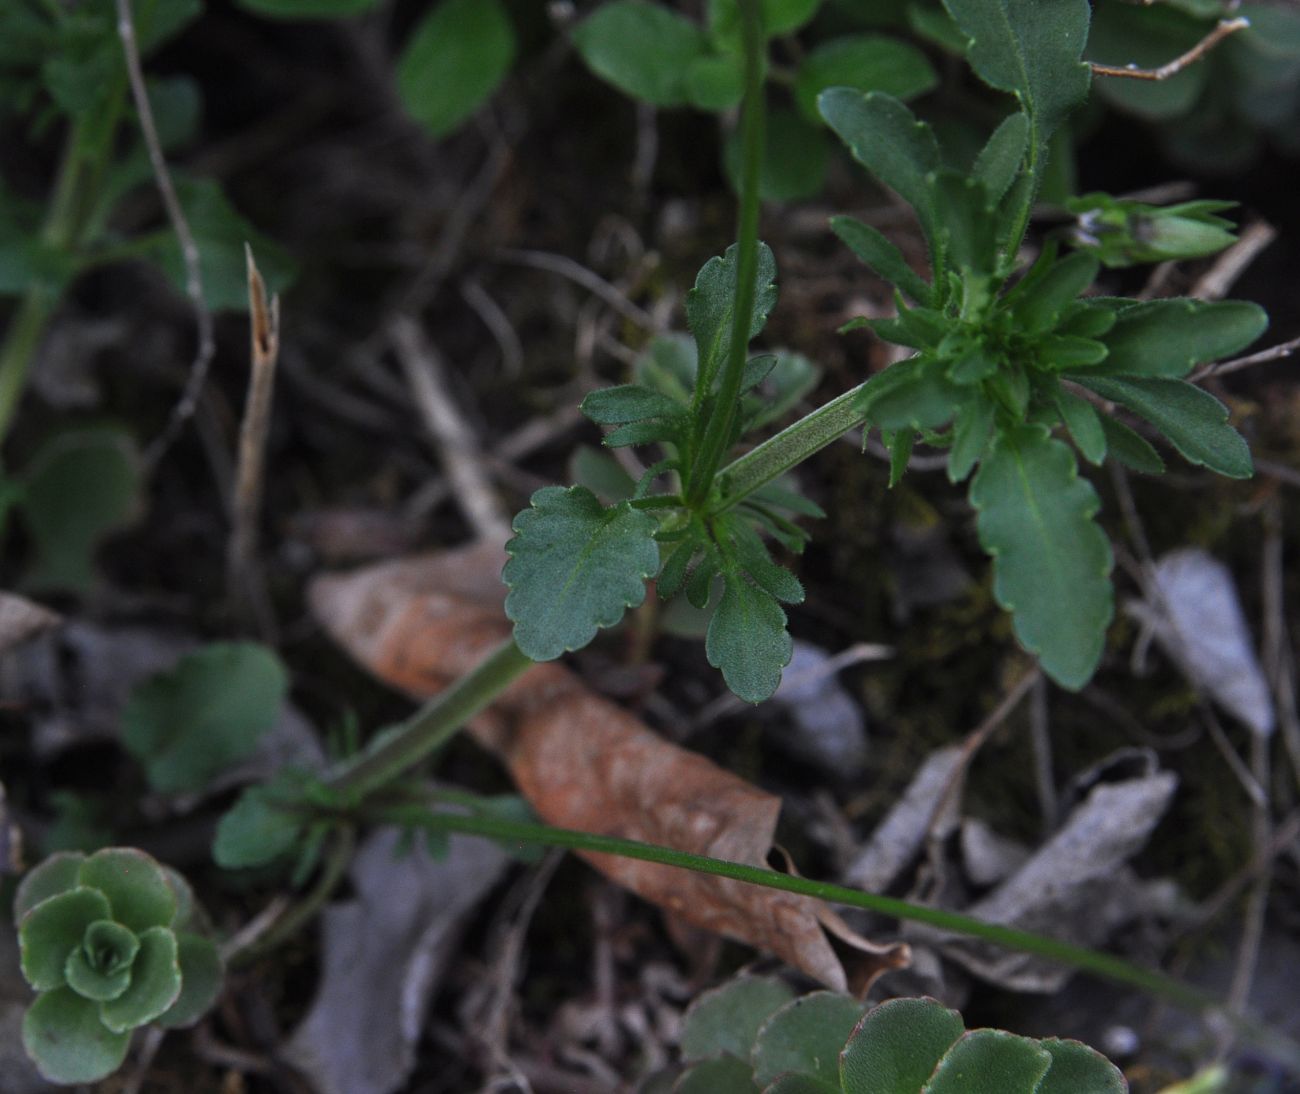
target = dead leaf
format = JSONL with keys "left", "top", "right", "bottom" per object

{"left": 310, "top": 544, "right": 910, "bottom": 995}
{"left": 0, "top": 593, "right": 60, "bottom": 656}
{"left": 284, "top": 826, "right": 509, "bottom": 1094}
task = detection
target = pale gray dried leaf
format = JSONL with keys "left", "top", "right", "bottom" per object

{"left": 909, "top": 772, "right": 1178, "bottom": 992}
{"left": 959, "top": 818, "right": 1030, "bottom": 888}
{"left": 284, "top": 826, "right": 509, "bottom": 1094}
{"left": 1131, "top": 548, "right": 1274, "bottom": 737}
{"left": 0, "top": 593, "right": 60, "bottom": 656}
{"left": 771, "top": 641, "right": 868, "bottom": 777}
{"left": 844, "top": 746, "right": 963, "bottom": 893}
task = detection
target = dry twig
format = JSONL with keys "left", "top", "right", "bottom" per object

{"left": 1090, "top": 18, "right": 1250, "bottom": 81}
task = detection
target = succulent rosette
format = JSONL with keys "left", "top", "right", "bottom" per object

{"left": 13, "top": 847, "right": 224, "bottom": 1084}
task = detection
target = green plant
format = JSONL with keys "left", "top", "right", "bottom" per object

{"left": 668, "top": 975, "right": 1126, "bottom": 1092}
{"left": 13, "top": 847, "right": 223, "bottom": 1084}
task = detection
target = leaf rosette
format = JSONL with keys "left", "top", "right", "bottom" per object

{"left": 13, "top": 847, "right": 224, "bottom": 1084}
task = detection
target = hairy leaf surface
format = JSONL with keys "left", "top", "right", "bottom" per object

{"left": 706, "top": 571, "right": 792, "bottom": 703}
{"left": 687, "top": 242, "right": 779, "bottom": 393}
{"left": 1089, "top": 299, "right": 1267, "bottom": 378}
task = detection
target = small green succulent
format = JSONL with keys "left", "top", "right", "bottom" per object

{"left": 13, "top": 847, "right": 224, "bottom": 1084}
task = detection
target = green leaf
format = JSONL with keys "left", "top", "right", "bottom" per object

{"left": 765, "top": 1075, "right": 838, "bottom": 1093}
{"left": 794, "top": 35, "right": 937, "bottom": 121}
{"left": 569, "top": 445, "right": 636, "bottom": 503}
{"left": 884, "top": 428, "right": 914, "bottom": 487}
{"left": 751, "top": 991, "right": 866, "bottom": 1088}
{"left": 830, "top": 215, "right": 932, "bottom": 304}
{"left": 924, "top": 1029, "right": 1053, "bottom": 1093}
{"left": 13, "top": 852, "right": 86, "bottom": 919}
{"left": 681, "top": 975, "right": 795, "bottom": 1063}
{"left": 99, "top": 926, "right": 181, "bottom": 1033}
{"left": 841, "top": 997, "right": 965, "bottom": 1094}
{"left": 78, "top": 848, "right": 177, "bottom": 933}
{"left": 859, "top": 358, "right": 960, "bottom": 432}
{"left": 709, "top": 0, "right": 824, "bottom": 39}
{"left": 157, "top": 933, "right": 223, "bottom": 1029}
{"left": 688, "top": 242, "right": 779, "bottom": 394}
{"left": 929, "top": 170, "right": 998, "bottom": 274}
{"left": 1072, "top": 375, "right": 1252, "bottom": 478}
{"left": 970, "top": 424, "right": 1113, "bottom": 689}
{"left": 948, "top": 393, "right": 995, "bottom": 483}
{"left": 686, "top": 51, "right": 745, "bottom": 110}
{"left": 819, "top": 89, "right": 941, "bottom": 251}
{"left": 1037, "top": 1038, "right": 1128, "bottom": 1093}
{"left": 1010, "top": 251, "right": 1098, "bottom": 334}
{"left": 19, "top": 888, "right": 112, "bottom": 992}
{"left": 573, "top": 0, "right": 707, "bottom": 107}
{"left": 22, "top": 986, "right": 131, "bottom": 1084}
{"left": 973, "top": 112, "right": 1029, "bottom": 203}
{"left": 504, "top": 486, "right": 659, "bottom": 660}
{"left": 155, "top": 178, "right": 297, "bottom": 311}
{"left": 724, "top": 107, "right": 829, "bottom": 202}
{"left": 676, "top": 1054, "right": 761, "bottom": 1093}
{"left": 1056, "top": 389, "right": 1106, "bottom": 465}
{"left": 1088, "top": 299, "right": 1268, "bottom": 379}
{"left": 706, "top": 570, "right": 792, "bottom": 702}
{"left": 722, "top": 518, "right": 805, "bottom": 604}
{"left": 941, "top": 0, "right": 1091, "bottom": 142}
{"left": 121, "top": 642, "right": 288, "bottom": 795}
{"left": 212, "top": 777, "right": 307, "bottom": 869}
{"left": 20, "top": 428, "right": 139, "bottom": 593}
{"left": 236, "top": 0, "right": 379, "bottom": 17}
{"left": 396, "top": 0, "right": 515, "bottom": 137}
{"left": 583, "top": 384, "right": 685, "bottom": 425}
{"left": 63, "top": 921, "right": 138, "bottom": 1002}
{"left": 1098, "top": 415, "right": 1165, "bottom": 475}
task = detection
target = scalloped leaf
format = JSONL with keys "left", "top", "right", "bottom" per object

{"left": 19, "top": 888, "right": 112, "bottom": 991}
{"left": 970, "top": 424, "right": 1113, "bottom": 689}
{"left": 63, "top": 921, "right": 137, "bottom": 1001}
{"left": 98, "top": 926, "right": 181, "bottom": 1033}
{"left": 751, "top": 991, "right": 866, "bottom": 1088}
{"left": 923, "top": 1028, "right": 1053, "bottom": 1094}
{"left": 841, "top": 997, "right": 966, "bottom": 1094}
{"left": 1073, "top": 375, "right": 1252, "bottom": 478}
{"left": 13, "top": 852, "right": 86, "bottom": 919}
{"left": 157, "top": 932, "right": 224, "bottom": 1029}
{"left": 22, "top": 986, "right": 131, "bottom": 1084}
{"left": 940, "top": 0, "right": 1091, "bottom": 143}
{"left": 676, "top": 1053, "right": 761, "bottom": 1093}
{"left": 1088, "top": 299, "right": 1267, "bottom": 378}
{"left": 1037, "top": 1038, "right": 1128, "bottom": 1093}
{"left": 688, "top": 242, "right": 779, "bottom": 394}
{"left": 505, "top": 486, "right": 659, "bottom": 660}
{"left": 573, "top": 0, "right": 707, "bottom": 107}
{"left": 706, "top": 570, "right": 793, "bottom": 703}
{"left": 212, "top": 771, "right": 313, "bottom": 869}
{"left": 681, "top": 975, "right": 795, "bottom": 1063}
{"left": 78, "top": 848, "right": 177, "bottom": 933}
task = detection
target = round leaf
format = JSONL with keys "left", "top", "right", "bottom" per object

{"left": 923, "top": 1029, "right": 1053, "bottom": 1094}
{"left": 795, "top": 35, "right": 937, "bottom": 121}
{"left": 572, "top": 0, "right": 707, "bottom": 107}
{"left": 396, "top": 0, "right": 516, "bottom": 137}
{"left": 22, "top": 986, "right": 131, "bottom": 1085}
{"left": 681, "top": 975, "right": 795, "bottom": 1063}
{"left": 212, "top": 779, "right": 306, "bottom": 868}
{"left": 121, "top": 641, "right": 288, "bottom": 794}
{"left": 840, "top": 997, "right": 965, "bottom": 1094}
{"left": 675, "top": 1053, "right": 760, "bottom": 1093}
{"left": 78, "top": 848, "right": 177, "bottom": 933}
{"left": 752, "top": 991, "right": 866, "bottom": 1087}
{"left": 157, "top": 933, "right": 224, "bottom": 1029}
{"left": 99, "top": 926, "right": 182, "bottom": 1033}
{"left": 63, "top": 921, "right": 138, "bottom": 1001}
{"left": 13, "top": 852, "right": 86, "bottom": 919}
{"left": 1037, "top": 1038, "right": 1128, "bottom": 1093}
{"left": 18, "top": 888, "right": 112, "bottom": 991}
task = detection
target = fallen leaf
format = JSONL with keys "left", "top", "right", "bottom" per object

{"left": 770, "top": 641, "right": 870, "bottom": 778}
{"left": 0, "top": 592, "right": 60, "bottom": 656}
{"left": 284, "top": 826, "right": 509, "bottom": 1094}
{"left": 310, "top": 543, "right": 910, "bottom": 995}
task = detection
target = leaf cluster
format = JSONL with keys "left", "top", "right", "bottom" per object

{"left": 13, "top": 848, "right": 223, "bottom": 1084}
{"left": 670, "top": 976, "right": 1125, "bottom": 1092}
{"left": 818, "top": 0, "right": 1265, "bottom": 688}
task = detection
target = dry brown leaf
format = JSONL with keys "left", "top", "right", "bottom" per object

{"left": 309, "top": 543, "right": 910, "bottom": 995}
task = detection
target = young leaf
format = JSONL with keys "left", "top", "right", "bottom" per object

{"left": 970, "top": 423, "right": 1113, "bottom": 689}
{"left": 830, "top": 215, "right": 933, "bottom": 304}
{"left": 687, "top": 242, "right": 779, "bottom": 393}
{"left": 1073, "top": 376, "right": 1252, "bottom": 478}
{"left": 722, "top": 518, "right": 805, "bottom": 604}
{"left": 948, "top": 395, "right": 995, "bottom": 482}
{"left": 973, "top": 111, "right": 1030, "bottom": 203}
{"left": 1055, "top": 388, "right": 1106, "bottom": 465}
{"left": 1099, "top": 415, "right": 1165, "bottom": 475}
{"left": 1010, "top": 251, "right": 1098, "bottom": 334}
{"left": 396, "top": 0, "right": 515, "bottom": 137}
{"left": 504, "top": 486, "right": 660, "bottom": 660}
{"left": 121, "top": 643, "right": 289, "bottom": 795}
{"left": 883, "top": 429, "right": 914, "bottom": 488}
{"left": 858, "top": 358, "right": 960, "bottom": 432}
{"left": 929, "top": 170, "right": 998, "bottom": 274}
{"left": 941, "top": 0, "right": 1091, "bottom": 143}
{"left": 706, "top": 570, "right": 793, "bottom": 702}
{"left": 1088, "top": 299, "right": 1268, "bottom": 378}
{"left": 572, "top": 0, "right": 707, "bottom": 107}
{"left": 793, "top": 35, "right": 937, "bottom": 121}
{"left": 581, "top": 384, "right": 684, "bottom": 424}
{"left": 212, "top": 778, "right": 307, "bottom": 869}
{"left": 840, "top": 997, "right": 965, "bottom": 1094}
{"left": 923, "top": 1028, "right": 1053, "bottom": 1094}
{"left": 657, "top": 536, "right": 699, "bottom": 601}
{"left": 98, "top": 927, "right": 181, "bottom": 1032}
{"left": 818, "top": 90, "right": 941, "bottom": 251}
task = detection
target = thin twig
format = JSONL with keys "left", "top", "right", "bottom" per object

{"left": 116, "top": 0, "right": 215, "bottom": 470}
{"left": 1090, "top": 18, "right": 1250, "bottom": 81}
{"left": 1191, "top": 220, "right": 1276, "bottom": 301}
{"left": 1029, "top": 675, "right": 1058, "bottom": 833}
{"left": 1260, "top": 499, "right": 1300, "bottom": 792}
{"left": 495, "top": 248, "right": 658, "bottom": 330}
{"left": 227, "top": 246, "right": 281, "bottom": 638}
{"left": 388, "top": 316, "right": 511, "bottom": 543}
{"left": 461, "top": 278, "right": 524, "bottom": 376}
{"left": 1191, "top": 333, "right": 1300, "bottom": 383}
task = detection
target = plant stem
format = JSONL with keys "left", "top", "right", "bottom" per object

{"left": 713, "top": 380, "right": 869, "bottom": 510}
{"left": 327, "top": 637, "right": 534, "bottom": 802}
{"left": 409, "top": 808, "right": 1300, "bottom": 1068}
{"left": 685, "top": 0, "right": 765, "bottom": 506}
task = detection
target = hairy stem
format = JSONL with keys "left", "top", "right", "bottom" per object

{"left": 685, "top": 0, "right": 765, "bottom": 505}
